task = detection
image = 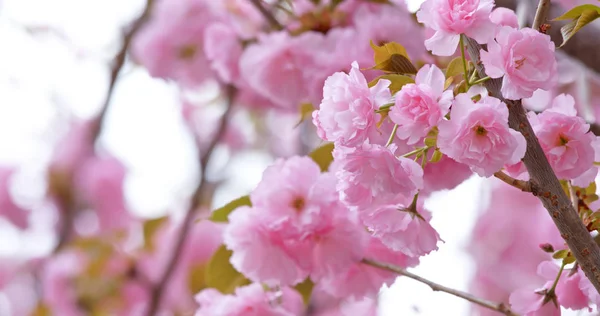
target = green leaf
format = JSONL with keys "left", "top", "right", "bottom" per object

{"left": 445, "top": 56, "right": 464, "bottom": 79}
{"left": 308, "top": 142, "right": 335, "bottom": 172}
{"left": 563, "top": 254, "right": 576, "bottom": 265}
{"left": 553, "top": 4, "right": 600, "bottom": 21}
{"left": 188, "top": 263, "right": 208, "bottom": 294}
{"left": 295, "top": 102, "right": 315, "bottom": 127}
{"left": 294, "top": 278, "right": 315, "bottom": 305}
{"left": 452, "top": 80, "right": 468, "bottom": 96}
{"left": 430, "top": 149, "right": 443, "bottom": 163}
{"left": 368, "top": 74, "right": 414, "bottom": 94}
{"left": 142, "top": 216, "right": 168, "bottom": 251}
{"left": 371, "top": 54, "right": 418, "bottom": 74}
{"left": 209, "top": 195, "right": 252, "bottom": 223}
{"left": 553, "top": 5, "right": 600, "bottom": 47}
{"left": 552, "top": 249, "right": 569, "bottom": 259}
{"left": 205, "top": 245, "right": 251, "bottom": 294}
{"left": 371, "top": 41, "right": 409, "bottom": 64}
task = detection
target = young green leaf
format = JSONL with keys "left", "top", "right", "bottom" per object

{"left": 368, "top": 74, "right": 414, "bottom": 94}
{"left": 445, "top": 56, "right": 465, "bottom": 79}
{"left": 294, "top": 278, "right": 315, "bottom": 305}
{"left": 209, "top": 195, "right": 252, "bottom": 223}
{"left": 308, "top": 142, "right": 335, "bottom": 172}
{"left": 205, "top": 245, "right": 251, "bottom": 294}
{"left": 553, "top": 4, "right": 600, "bottom": 47}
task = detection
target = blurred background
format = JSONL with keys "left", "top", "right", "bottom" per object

{"left": 1, "top": 0, "right": 600, "bottom": 315}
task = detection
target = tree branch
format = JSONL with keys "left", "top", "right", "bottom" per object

{"left": 531, "top": 0, "right": 550, "bottom": 31}
{"left": 494, "top": 171, "right": 533, "bottom": 193}
{"left": 495, "top": 0, "right": 600, "bottom": 75}
{"left": 464, "top": 36, "right": 600, "bottom": 294}
{"left": 90, "top": 0, "right": 153, "bottom": 141}
{"left": 362, "top": 259, "right": 517, "bottom": 316}
{"left": 248, "top": 0, "right": 284, "bottom": 31}
{"left": 49, "top": 0, "right": 153, "bottom": 255}
{"left": 143, "top": 85, "right": 237, "bottom": 316}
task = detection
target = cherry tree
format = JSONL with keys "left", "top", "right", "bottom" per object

{"left": 2, "top": 0, "right": 600, "bottom": 315}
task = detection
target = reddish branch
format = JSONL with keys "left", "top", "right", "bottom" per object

{"left": 143, "top": 85, "right": 238, "bottom": 316}
{"left": 464, "top": 35, "right": 600, "bottom": 294}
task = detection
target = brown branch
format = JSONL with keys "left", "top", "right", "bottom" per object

{"left": 362, "top": 259, "right": 517, "bottom": 316}
{"left": 143, "top": 85, "right": 237, "bottom": 316}
{"left": 249, "top": 0, "right": 284, "bottom": 31}
{"left": 531, "top": 0, "right": 550, "bottom": 31}
{"left": 495, "top": 0, "right": 600, "bottom": 75}
{"left": 464, "top": 35, "right": 600, "bottom": 294}
{"left": 494, "top": 171, "right": 533, "bottom": 193}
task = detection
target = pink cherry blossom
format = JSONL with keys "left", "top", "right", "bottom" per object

{"left": 195, "top": 283, "right": 304, "bottom": 316}
{"left": 137, "top": 219, "right": 225, "bottom": 313}
{"left": 41, "top": 252, "right": 87, "bottom": 316}
{"left": 536, "top": 261, "right": 589, "bottom": 310}
{"left": 422, "top": 155, "right": 473, "bottom": 196}
{"left": 389, "top": 64, "right": 453, "bottom": 144}
{"left": 468, "top": 180, "right": 565, "bottom": 314}
{"left": 578, "top": 274, "right": 600, "bottom": 307}
{"left": 528, "top": 94, "right": 596, "bottom": 181}
{"left": 438, "top": 94, "right": 527, "bottom": 177}
{"left": 352, "top": 3, "right": 427, "bottom": 62}
{"left": 416, "top": 0, "right": 496, "bottom": 56}
{"left": 240, "top": 31, "right": 325, "bottom": 111}
{"left": 75, "top": 155, "right": 131, "bottom": 232}
{"left": 204, "top": 22, "right": 243, "bottom": 84}
{"left": 132, "top": 0, "right": 216, "bottom": 87}
{"left": 334, "top": 142, "right": 423, "bottom": 209}
{"left": 225, "top": 206, "right": 309, "bottom": 286}
{"left": 226, "top": 157, "right": 366, "bottom": 286}
{"left": 480, "top": 26, "right": 558, "bottom": 100}
{"left": 313, "top": 62, "right": 392, "bottom": 147}
{"left": 319, "top": 234, "right": 419, "bottom": 299}
{"left": 360, "top": 201, "right": 441, "bottom": 257}
{"left": 509, "top": 288, "right": 561, "bottom": 316}
{"left": 0, "top": 167, "right": 28, "bottom": 229}
{"left": 489, "top": 7, "right": 519, "bottom": 29}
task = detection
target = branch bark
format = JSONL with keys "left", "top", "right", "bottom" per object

{"left": 362, "top": 259, "right": 517, "bottom": 316}
{"left": 464, "top": 37, "right": 600, "bottom": 294}
{"left": 495, "top": 0, "right": 600, "bottom": 75}
{"left": 143, "top": 85, "right": 237, "bottom": 316}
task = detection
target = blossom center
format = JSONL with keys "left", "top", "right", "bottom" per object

{"left": 474, "top": 125, "right": 487, "bottom": 136}
{"left": 178, "top": 45, "right": 198, "bottom": 60}
{"left": 514, "top": 57, "right": 526, "bottom": 69}
{"left": 557, "top": 134, "right": 569, "bottom": 146}
{"left": 291, "top": 197, "right": 306, "bottom": 212}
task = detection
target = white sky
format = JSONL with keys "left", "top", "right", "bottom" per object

{"left": 0, "top": 0, "right": 588, "bottom": 315}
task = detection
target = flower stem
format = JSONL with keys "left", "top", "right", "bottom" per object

{"left": 460, "top": 34, "right": 471, "bottom": 88}
{"left": 386, "top": 124, "right": 399, "bottom": 147}
{"left": 549, "top": 261, "right": 566, "bottom": 294}
{"left": 471, "top": 76, "right": 491, "bottom": 85}
{"left": 402, "top": 146, "right": 430, "bottom": 158}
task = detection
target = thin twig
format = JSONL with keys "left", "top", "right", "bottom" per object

{"left": 144, "top": 85, "right": 238, "bottom": 316}
{"left": 249, "top": 0, "right": 284, "bottom": 30}
{"left": 531, "top": 0, "right": 550, "bottom": 32}
{"left": 49, "top": 0, "right": 153, "bottom": 256}
{"left": 90, "top": 0, "right": 154, "bottom": 141}
{"left": 464, "top": 26, "right": 600, "bottom": 295}
{"left": 494, "top": 171, "right": 533, "bottom": 193}
{"left": 362, "top": 259, "right": 518, "bottom": 316}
